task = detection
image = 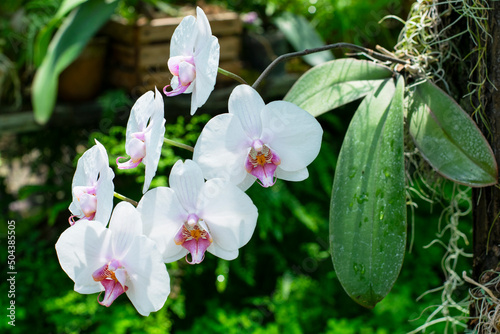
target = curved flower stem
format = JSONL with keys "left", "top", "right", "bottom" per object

{"left": 164, "top": 138, "right": 194, "bottom": 152}
{"left": 252, "top": 42, "right": 410, "bottom": 90}
{"left": 218, "top": 67, "right": 248, "bottom": 85}
{"left": 114, "top": 192, "right": 138, "bottom": 206}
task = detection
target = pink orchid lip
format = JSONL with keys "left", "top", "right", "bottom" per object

{"left": 92, "top": 259, "right": 128, "bottom": 307}
{"left": 174, "top": 215, "right": 213, "bottom": 264}
{"left": 70, "top": 184, "right": 98, "bottom": 225}
{"left": 245, "top": 142, "right": 281, "bottom": 187}
{"left": 116, "top": 133, "right": 147, "bottom": 170}
{"left": 164, "top": 56, "right": 196, "bottom": 97}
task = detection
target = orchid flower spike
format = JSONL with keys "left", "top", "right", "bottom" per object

{"left": 193, "top": 84, "right": 323, "bottom": 190}
{"left": 137, "top": 159, "right": 258, "bottom": 265}
{"left": 56, "top": 202, "right": 170, "bottom": 316}
{"left": 117, "top": 87, "right": 166, "bottom": 193}
{"left": 163, "top": 6, "right": 220, "bottom": 115}
{"left": 69, "top": 139, "right": 114, "bottom": 226}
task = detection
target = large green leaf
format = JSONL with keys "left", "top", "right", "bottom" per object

{"left": 284, "top": 58, "right": 393, "bottom": 117}
{"left": 273, "top": 12, "right": 334, "bottom": 67}
{"left": 31, "top": 0, "right": 118, "bottom": 124}
{"left": 330, "top": 77, "right": 406, "bottom": 308}
{"left": 34, "top": 0, "right": 90, "bottom": 66}
{"left": 409, "top": 80, "right": 498, "bottom": 186}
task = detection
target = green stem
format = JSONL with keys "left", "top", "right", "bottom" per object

{"left": 218, "top": 67, "right": 248, "bottom": 85}
{"left": 164, "top": 138, "right": 194, "bottom": 152}
{"left": 252, "top": 42, "right": 409, "bottom": 90}
{"left": 114, "top": 192, "right": 138, "bottom": 206}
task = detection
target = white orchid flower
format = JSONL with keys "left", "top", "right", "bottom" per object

{"left": 69, "top": 139, "right": 114, "bottom": 226}
{"left": 137, "top": 159, "right": 258, "bottom": 264}
{"left": 56, "top": 202, "right": 170, "bottom": 316}
{"left": 117, "top": 87, "right": 166, "bottom": 194}
{"left": 193, "top": 84, "right": 323, "bottom": 190}
{"left": 163, "top": 6, "right": 220, "bottom": 115}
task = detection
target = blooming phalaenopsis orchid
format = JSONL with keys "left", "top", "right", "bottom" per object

{"left": 163, "top": 6, "right": 220, "bottom": 115}
{"left": 137, "top": 159, "right": 258, "bottom": 264}
{"left": 69, "top": 139, "right": 114, "bottom": 226}
{"left": 193, "top": 84, "right": 323, "bottom": 190}
{"left": 117, "top": 87, "right": 166, "bottom": 193}
{"left": 55, "top": 202, "right": 170, "bottom": 316}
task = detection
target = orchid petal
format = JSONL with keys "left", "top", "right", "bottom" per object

{"left": 193, "top": 114, "right": 250, "bottom": 185}
{"left": 116, "top": 157, "right": 142, "bottom": 169}
{"left": 109, "top": 202, "right": 143, "bottom": 259}
{"left": 275, "top": 167, "right": 309, "bottom": 182}
{"left": 169, "top": 160, "right": 205, "bottom": 213}
{"left": 169, "top": 15, "right": 197, "bottom": 58}
{"left": 206, "top": 244, "right": 239, "bottom": 261}
{"left": 191, "top": 36, "right": 219, "bottom": 115}
{"left": 55, "top": 220, "right": 111, "bottom": 294}
{"left": 194, "top": 6, "right": 212, "bottom": 52}
{"left": 199, "top": 179, "right": 258, "bottom": 252}
{"left": 228, "top": 85, "right": 265, "bottom": 139}
{"left": 137, "top": 187, "right": 189, "bottom": 263}
{"left": 260, "top": 101, "right": 323, "bottom": 171}
{"left": 143, "top": 87, "right": 166, "bottom": 193}
{"left": 121, "top": 235, "right": 170, "bottom": 316}
{"left": 69, "top": 140, "right": 114, "bottom": 226}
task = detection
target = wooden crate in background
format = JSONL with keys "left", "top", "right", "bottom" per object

{"left": 103, "top": 10, "right": 243, "bottom": 94}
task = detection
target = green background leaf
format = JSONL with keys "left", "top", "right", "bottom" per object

{"left": 409, "top": 80, "right": 498, "bottom": 187}
{"left": 330, "top": 77, "right": 406, "bottom": 308}
{"left": 273, "top": 12, "right": 334, "bottom": 66}
{"left": 284, "top": 58, "right": 393, "bottom": 117}
{"left": 31, "top": 0, "right": 118, "bottom": 124}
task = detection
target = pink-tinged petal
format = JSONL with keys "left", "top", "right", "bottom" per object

{"left": 169, "top": 160, "right": 205, "bottom": 213}
{"left": 163, "top": 81, "right": 191, "bottom": 97}
{"left": 191, "top": 36, "right": 219, "bottom": 115}
{"left": 136, "top": 187, "right": 188, "bottom": 263}
{"left": 55, "top": 221, "right": 112, "bottom": 294}
{"left": 248, "top": 163, "right": 277, "bottom": 187}
{"left": 193, "top": 114, "right": 250, "bottom": 186}
{"left": 116, "top": 157, "right": 142, "bottom": 169}
{"left": 125, "top": 137, "right": 146, "bottom": 162}
{"left": 169, "top": 15, "right": 197, "bottom": 58}
{"left": 79, "top": 192, "right": 98, "bottom": 217}
{"left": 121, "top": 235, "right": 170, "bottom": 316}
{"left": 260, "top": 101, "right": 323, "bottom": 172}
{"left": 142, "top": 87, "right": 166, "bottom": 194}
{"left": 167, "top": 56, "right": 183, "bottom": 76}
{"left": 109, "top": 202, "right": 143, "bottom": 259}
{"left": 183, "top": 236, "right": 211, "bottom": 264}
{"left": 228, "top": 85, "right": 265, "bottom": 139}
{"left": 178, "top": 61, "right": 196, "bottom": 86}
{"left": 97, "top": 278, "right": 128, "bottom": 307}
{"left": 199, "top": 179, "right": 258, "bottom": 252}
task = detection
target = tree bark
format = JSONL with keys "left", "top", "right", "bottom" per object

{"left": 470, "top": 0, "right": 500, "bottom": 329}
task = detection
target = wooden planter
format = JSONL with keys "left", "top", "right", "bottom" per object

{"left": 102, "top": 10, "right": 242, "bottom": 94}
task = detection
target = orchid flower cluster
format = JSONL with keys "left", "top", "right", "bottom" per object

{"left": 56, "top": 7, "right": 323, "bottom": 316}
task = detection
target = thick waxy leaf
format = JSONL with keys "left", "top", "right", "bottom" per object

{"left": 284, "top": 58, "right": 393, "bottom": 117}
{"left": 409, "top": 80, "right": 498, "bottom": 186}
{"left": 273, "top": 12, "right": 334, "bottom": 66}
{"left": 31, "top": 0, "right": 118, "bottom": 124}
{"left": 330, "top": 78, "right": 406, "bottom": 308}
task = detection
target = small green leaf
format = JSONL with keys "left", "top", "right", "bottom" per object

{"left": 284, "top": 58, "right": 393, "bottom": 117}
{"left": 409, "top": 80, "right": 498, "bottom": 186}
{"left": 330, "top": 77, "right": 406, "bottom": 308}
{"left": 273, "top": 12, "right": 334, "bottom": 66}
{"left": 31, "top": 0, "right": 118, "bottom": 124}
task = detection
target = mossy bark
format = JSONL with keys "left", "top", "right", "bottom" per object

{"left": 470, "top": 0, "right": 500, "bottom": 329}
